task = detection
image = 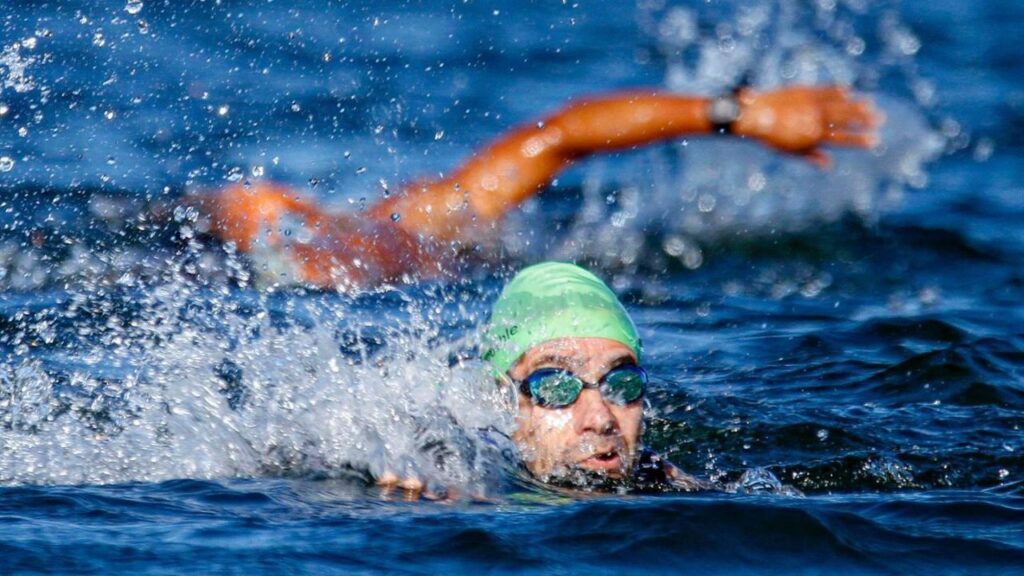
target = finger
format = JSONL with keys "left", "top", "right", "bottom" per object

{"left": 816, "top": 86, "right": 851, "bottom": 103}
{"left": 850, "top": 101, "right": 883, "bottom": 127}
{"left": 421, "top": 487, "right": 453, "bottom": 502}
{"left": 377, "top": 471, "right": 399, "bottom": 486}
{"left": 825, "top": 101, "right": 880, "bottom": 128}
{"left": 826, "top": 131, "right": 878, "bottom": 148}
{"left": 800, "top": 149, "right": 832, "bottom": 169}
{"left": 397, "top": 477, "right": 424, "bottom": 492}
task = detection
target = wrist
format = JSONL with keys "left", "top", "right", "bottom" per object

{"left": 707, "top": 93, "right": 741, "bottom": 134}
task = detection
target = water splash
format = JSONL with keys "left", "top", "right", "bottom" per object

{"left": 0, "top": 41, "right": 37, "bottom": 96}
{"left": 504, "top": 0, "right": 944, "bottom": 273}
{"left": 0, "top": 234, "right": 512, "bottom": 489}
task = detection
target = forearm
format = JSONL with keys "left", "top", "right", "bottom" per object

{"left": 546, "top": 91, "right": 716, "bottom": 152}
{"left": 460, "top": 91, "right": 715, "bottom": 217}
{"left": 379, "top": 91, "right": 715, "bottom": 239}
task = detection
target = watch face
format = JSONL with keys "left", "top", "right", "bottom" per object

{"left": 709, "top": 95, "right": 741, "bottom": 125}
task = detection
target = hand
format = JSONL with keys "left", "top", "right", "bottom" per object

{"left": 376, "top": 471, "right": 449, "bottom": 501}
{"left": 733, "top": 86, "right": 882, "bottom": 168}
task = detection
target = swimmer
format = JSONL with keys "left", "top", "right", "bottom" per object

{"left": 483, "top": 261, "right": 708, "bottom": 492}
{"left": 189, "top": 86, "right": 879, "bottom": 288}
{"left": 194, "top": 85, "right": 879, "bottom": 494}
{"left": 376, "top": 262, "right": 701, "bottom": 496}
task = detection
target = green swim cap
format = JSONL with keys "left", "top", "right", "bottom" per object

{"left": 483, "top": 262, "right": 641, "bottom": 375}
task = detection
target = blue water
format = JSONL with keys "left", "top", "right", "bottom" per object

{"left": 2, "top": 1, "right": 1023, "bottom": 574}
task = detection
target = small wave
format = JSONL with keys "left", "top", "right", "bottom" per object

{"left": 857, "top": 338, "right": 1024, "bottom": 407}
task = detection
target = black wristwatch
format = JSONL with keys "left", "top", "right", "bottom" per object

{"left": 708, "top": 93, "right": 741, "bottom": 134}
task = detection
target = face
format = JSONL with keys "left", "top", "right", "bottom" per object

{"left": 506, "top": 337, "right": 644, "bottom": 484}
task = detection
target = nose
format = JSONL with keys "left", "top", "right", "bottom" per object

{"left": 572, "top": 388, "right": 618, "bottom": 436}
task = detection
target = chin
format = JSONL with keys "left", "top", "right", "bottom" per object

{"left": 536, "top": 457, "right": 633, "bottom": 491}
{"left": 542, "top": 467, "right": 632, "bottom": 492}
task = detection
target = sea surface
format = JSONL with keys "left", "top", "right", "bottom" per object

{"left": 1, "top": 1, "right": 1022, "bottom": 574}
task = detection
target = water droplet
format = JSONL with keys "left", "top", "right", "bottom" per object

{"left": 217, "top": 105, "right": 229, "bottom": 116}
{"left": 698, "top": 194, "right": 716, "bottom": 213}
{"left": 0, "top": 156, "right": 14, "bottom": 172}
{"left": 973, "top": 137, "right": 994, "bottom": 162}
{"left": 21, "top": 37, "right": 38, "bottom": 50}
{"left": 390, "top": 213, "right": 400, "bottom": 222}
{"left": 747, "top": 172, "right": 767, "bottom": 192}
{"left": 226, "top": 167, "right": 243, "bottom": 182}
{"left": 846, "top": 36, "right": 866, "bottom": 56}
{"left": 290, "top": 102, "right": 301, "bottom": 112}
{"left": 92, "top": 33, "right": 106, "bottom": 47}
{"left": 137, "top": 20, "right": 149, "bottom": 34}
{"left": 251, "top": 165, "right": 264, "bottom": 177}
{"left": 17, "top": 126, "right": 28, "bottom": 137}
{"left": 434, "top": 130, "right": 445, "bottom": 141}
{"left": 536, "top": 121, "right": 545, "bottom": 129}
{"left": 0, "top": 104, "right": 8, "bottom": 116}
{"left": 355, "top": 167, "right": 367, "bottom": 175}
{"left": 662, "top": 235, "right": 685, "bottom": 257}
{"left": 125, "top": 0, "right": 143, "bottom": 15}
{"left": 308, "top": 177, "right": 319, "bottom": 188}
{"left": 173, "top": 205, "right": 198, "bottom": 222}
{"left": 816, "top": 429, "right": 829, "bottom": 441}
{"left": 104, "top": 109, "right": 116, "bottom": 121}
{"left": 343, "top": 150, "right": 351, "bottom": 159}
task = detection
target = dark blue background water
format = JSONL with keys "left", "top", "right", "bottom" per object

{"left": 1, "top": 1, "right": 1023, "bottom": 574}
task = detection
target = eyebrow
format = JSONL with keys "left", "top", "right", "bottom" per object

{"left": 601, "top": 353, "right": 638, "bottom": 372}
{"left": 524, "top": 351, "right": 637, "bottom": 374}
{"left": 525, "top": 353, "right": 575, "bottom": 371}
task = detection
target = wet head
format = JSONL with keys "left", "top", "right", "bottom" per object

{"left": 507, "top": 337, "right": 644, "bottom": 484}
{"left": 484, "top": 261, "right": 645, "bottom": 488}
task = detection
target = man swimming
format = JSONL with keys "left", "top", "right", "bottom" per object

{"left": 483, "top": 261, "right": 708, "bottom": 492}
{"left": 193, "top": 85, "right": 879, "bottom": 492}
{"left": 189, "top": 85, "right": 878, "bottom": 289}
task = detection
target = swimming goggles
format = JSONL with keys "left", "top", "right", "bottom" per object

{"left": 513, "top": 364, "right": 647, "bottom": 408}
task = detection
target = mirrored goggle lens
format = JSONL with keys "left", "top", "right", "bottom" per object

{"left": 600, "top": 366, "right": 647, "bottom": 405}
{"left": 527, "top": 369, "right": 583, "bottom": 407}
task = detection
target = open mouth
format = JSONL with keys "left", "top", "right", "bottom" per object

{"left": 578, "top": 449, "right": 623, "bottom": 472}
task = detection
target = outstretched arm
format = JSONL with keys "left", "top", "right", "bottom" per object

{"left": 371, "top": 86, "right": 879, "bottom": 242}
{"left": 192, "top": 86, "right": 878, "bottom": 288}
